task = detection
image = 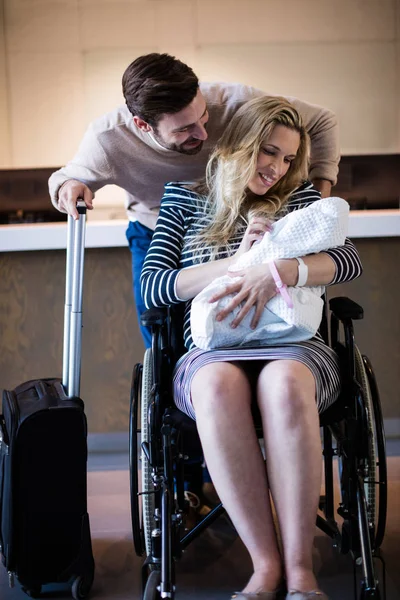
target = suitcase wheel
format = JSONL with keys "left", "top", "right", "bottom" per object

{"left": 71, "top": 574, "right": 93, "bottom": 600}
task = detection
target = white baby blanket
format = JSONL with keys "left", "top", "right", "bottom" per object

{"left": 191, "top": 197, "right": 349, "bottom": 350}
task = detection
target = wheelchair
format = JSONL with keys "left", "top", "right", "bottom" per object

{"left": 129, "top": 296, "right": 388, "bottom": 600}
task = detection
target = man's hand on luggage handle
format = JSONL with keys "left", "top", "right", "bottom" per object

{"left": 57, "top": 180, "right": 94, "bottom": 220}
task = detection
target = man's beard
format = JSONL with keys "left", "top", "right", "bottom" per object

{"left": 152, "top": 130, "right": 204, "bottom": 155}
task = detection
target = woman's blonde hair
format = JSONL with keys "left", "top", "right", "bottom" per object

{"left": 191, "top": 95, "right": 310, "bottom": 260}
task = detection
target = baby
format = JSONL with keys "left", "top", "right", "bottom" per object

{"left": 190, "top": 196, "right": 350, "bottom": 350}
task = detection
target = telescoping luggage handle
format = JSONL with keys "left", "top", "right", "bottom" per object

{"left": 62, "top": 200, "right": 87, "bottom": 398}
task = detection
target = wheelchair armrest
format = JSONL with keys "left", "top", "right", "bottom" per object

{"left": 329, "top": 296, "right": 364, "bottom": 321}
{"left": 140, "top": 306, "right": 168, "bottom": 328}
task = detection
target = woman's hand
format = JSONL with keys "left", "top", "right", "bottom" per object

{"left": 233, "top": 217, "right": 272, "bottom": 261}
{"left": 209, "top": 263, "right": 277, "bottom": 329}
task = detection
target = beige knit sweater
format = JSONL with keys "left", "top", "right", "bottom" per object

{"left": 48, "top": 82, "right": 339, "bottom": 230}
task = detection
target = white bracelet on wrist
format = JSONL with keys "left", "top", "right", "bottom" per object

{"left": 295, "top": 257, "right": 308, "bottom": 287}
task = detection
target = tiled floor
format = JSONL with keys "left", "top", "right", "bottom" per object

{"left": 1, "top": 454, "right": 399, "bottom": 600}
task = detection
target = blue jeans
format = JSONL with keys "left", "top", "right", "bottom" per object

{"left": 126, "top": 220, "right": 154, "bottom": 349}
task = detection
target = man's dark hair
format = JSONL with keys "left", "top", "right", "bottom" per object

{"left": 122, "top": 53, "right": 199, "bottom": 126}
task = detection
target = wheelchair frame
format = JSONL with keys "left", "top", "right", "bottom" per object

{"left": 129, "top": 296, "right": 388, "bottom": 600}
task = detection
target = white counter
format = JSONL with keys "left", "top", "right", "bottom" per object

{"left": 1, "top": 210, "right": 400, "bottom": 252}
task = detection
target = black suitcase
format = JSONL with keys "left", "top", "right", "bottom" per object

{"left": 0, "top": 202, "right": 95, "bottom": 599}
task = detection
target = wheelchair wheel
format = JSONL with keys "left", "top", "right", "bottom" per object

{"left": 361, "top": 353, "right": 387, "bottom": 550}
{"left": 130, "top": 349, "right": 157, "bottom": 558}
{"left": 130, "top": 361, "right": 145, "bottom": 556}
{"left": 354, "top": 347, "right": 387, "bottom": 550}
{"left": 143, "top": 569, "right": 161, "bottom": 600}
{"left": 356, "top": 473, "right": 381, "bottom": 598}
{"left": 141, "top": 348, "right": 156, "bottom": 557}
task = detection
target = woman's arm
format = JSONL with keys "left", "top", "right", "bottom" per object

{"left": 211, "top": 238, "right": 363, "bottom": 328}
{"left": 141, "top": 193, "right": 271, "bottom": 306}
{"left": 321, "top": 238, "right": 363, "bottom": 284}
{"left": 275, "top": 252, "right": 335, "bottom": 287}
{"left": 140, "top": 202, "right": 236, "bottom": 307}
{"left": 140, "top": 200, "right": 189, "bottom": 308}
{"left": 175, "top": 259, "right": 233, "bottom": 301}
{"left": 176, "top": 215, "right": 271, "bottom": 300}
{"left": 208, "top": 257, "right": 332, "bottom": 329}
{"left": 275, "top": 238, "right": 362, "bottom": 287}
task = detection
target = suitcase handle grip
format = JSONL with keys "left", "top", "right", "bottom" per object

{"left": 77, "top": 200, "right": 87, "bottom": 215}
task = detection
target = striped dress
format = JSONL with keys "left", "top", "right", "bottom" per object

{"left": 140, "top": 181, "right": 362, "bottom": 420}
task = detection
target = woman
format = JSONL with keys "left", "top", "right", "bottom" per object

{"left": 140, "top": 96, "right": 362, "bottom": 600}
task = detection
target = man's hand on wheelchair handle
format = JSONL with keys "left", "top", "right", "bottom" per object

{"left": 57, "top": 179, "right": 94, "bottom": 220}
{"left": 209, "top": 264, "right": 277, "bottom": 329}
{"left": 311, "top": 177, "right": 332, "bottom": 199}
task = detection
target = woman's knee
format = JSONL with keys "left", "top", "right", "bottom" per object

{"left": 191, "top": 362, "right": 251, "bottom": 415}
{"left": 257, "top": 361, "right": 317, "bottom": 423}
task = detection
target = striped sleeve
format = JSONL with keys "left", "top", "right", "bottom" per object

{"left": 140, "top": 188, "right": 189, "bottom": 308}
{"left": 323, "top": 238, "right": 363, "bottom": 285}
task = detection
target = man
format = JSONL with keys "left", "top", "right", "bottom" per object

{"left": 49, "top": 52, "right": 339, "bottom": 349}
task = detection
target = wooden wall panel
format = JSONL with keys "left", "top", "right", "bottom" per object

{"left": 0, "top": 247, "right": 144, "bottom": 433}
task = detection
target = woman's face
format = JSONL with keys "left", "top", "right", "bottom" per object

{"left": 247, "top": 124, "right": 300, "bottom": 196}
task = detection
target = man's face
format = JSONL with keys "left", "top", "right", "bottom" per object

{"left": 152, "top": 89, "right": 209, "bottom": 155}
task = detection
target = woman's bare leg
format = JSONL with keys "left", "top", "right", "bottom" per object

{"left": 257, "top": 360, "right": 322, "bottom": 592}
{"left": 191, "top": 361, "right": 282, "bottom": 593}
